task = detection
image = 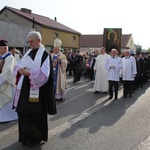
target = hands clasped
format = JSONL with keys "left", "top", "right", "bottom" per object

{"left": 18, "top": 68, "right": 29, "bottom": 76}
{"left": 109, "top": 64, "right": 115, "bottom": 69}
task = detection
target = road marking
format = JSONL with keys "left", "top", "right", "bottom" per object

{"left": 134, "top": 136, "right": 150, "bottom": 150}
{"left": 0, "top": 112, "right": 91, "bottom": 140}
{"left": 48, "top": 112, "right": 90, "bottom": 138}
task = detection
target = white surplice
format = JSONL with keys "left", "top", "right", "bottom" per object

{"left": 13, "top": 44, "right": 50, "bottom": 108}
{"left": 120, "top": 56, "right": 137, "bottom": 81}
{"left": 0, "top": 53, "right": 18, "bottom": 122}
{"left": 93, "top": 53, "right": 110, "bottom": 92}
{"left": 0, "top": 85, "right": 18, "bottom": 122}
{"left": 105, "top": 56, "right": 122, "bottom": 81}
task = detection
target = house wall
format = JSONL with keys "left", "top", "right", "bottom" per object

{"left": 0, "top": 9, "right": 42, "bottom": 32}
{"left": 42, "top": 27, "right": 80, "bottom": 52}
{"left": 80, "top": 47, "right": 101, "bottom": 54}
{"left": 126, "top": 34, "right": 136, "bottom": 50}
{"left": 0, "top": 9, "right": 80, "bottom": 52}
{"left": 0, "top": 20, "right": 34, "bottom": 50}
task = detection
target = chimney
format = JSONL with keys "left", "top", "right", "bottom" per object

{"left": 54, "top": 17, "right": 57, "bottom": 22}
{"left": 21, "top": 8, "right": 32, "bottom": 13}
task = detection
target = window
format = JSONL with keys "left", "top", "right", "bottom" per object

{"left": 54, "top": 33, "right": 58, "bottom": 38}
{"left": 45, "top": 45, "right": 52, "bottom": 52}
{"left": 73, "top": 36, "right": 76, "bottom": 41}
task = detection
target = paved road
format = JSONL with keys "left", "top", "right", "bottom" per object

{"left": 0, "top": 76, "right": 150, "bottom": 150}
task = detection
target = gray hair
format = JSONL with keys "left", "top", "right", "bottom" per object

{"left": 124, "top": 48, "right": 131, "bottom": 54}
{"left": 27, "top": 31, "right": 42, "bottom": 41}
{"left": 111, "top": 48, "right": 118, "bottom": 53}
{"left": 100, "top": 47, "right": 106, "bottom": 51}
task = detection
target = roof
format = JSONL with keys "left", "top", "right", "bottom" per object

{"left": 80, "top": 34, "right": 132, "bottom": 48}
{"left": 80, "top": 35, "right": 103, "bottom": 47}
{"left": 0, "top": 6, "right": 80, "bottom": 34}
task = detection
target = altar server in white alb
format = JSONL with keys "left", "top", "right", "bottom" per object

{"left": 120, "top": 47, "right": 137, "bottom": 98}
{"left": 93, "top": 47, "right": 110, "bottom": 94}
{"left": 0, "top": 39, "right": 18, "bottom": 122}
{"left": 105, "top": 49, "right": 122, "bottom": 100}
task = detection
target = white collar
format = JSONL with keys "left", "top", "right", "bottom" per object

{"left": 1, "top": 52, "right": 9, "bottom": 57}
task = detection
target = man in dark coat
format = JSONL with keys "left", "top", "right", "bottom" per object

{"left": 142, "top": 54, "right": 150, "bottom": 84}
{"left": 72, "top": 50, "right": 83, "bottom": 83}
{"left": 90, "top": 49, "right": 99, "bottom": 80}
{"left": 13, "top": 31, "right": 56, "bottom": 145}
{"left": 135, "top": 52, "right": 145, "bottom": 89}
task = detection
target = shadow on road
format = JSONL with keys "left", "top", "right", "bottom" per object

{"left": 49, "top": 77, "right": 107, "bottom": 122}
{"left": 0, "top": 121, "right": 17, "bottom": 131}
{"left": 1, "top": 142, "right": 45, "bottom": 150}
{"left": 60, "top": 81, "right": 149, "bottom": 138}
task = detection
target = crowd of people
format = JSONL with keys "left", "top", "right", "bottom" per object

{"left": 63, "top": 46, "right": 150, "bottom": 100}
{"left": 0, "top": 31, "right": 150, "bottom": 146}
{"left": 65, "top": 49, "right": 99, "bottom": 81}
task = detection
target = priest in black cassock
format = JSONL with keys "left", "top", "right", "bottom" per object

{"left": 13, "top": 31, "right": 56, "bottom": 145}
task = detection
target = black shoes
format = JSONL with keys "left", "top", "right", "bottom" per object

{"left": 55, "top": 98, "right": 63, "bottom": 101}
{"left": 94, "top": 91, "right": 107, "bottom": 94}
{"left": 108, "top": 96, "right": 118, "bottom": 100}
{"left": 94, "top": 91, "right": 99, "bottom": 94}
{"left": 123, "top": 94, "right": 132, "bottom": 98}
{"left": 73, "top": 80, "right": 76, "bottom": 84}
{"left": 108, "top": 97, "right": 113, "bottom": 100}
{"left": 22, "top": 140, "right": 41, "bottom": 146}
{"left": 114, "top": 96, "right": 118, "bottom": 100}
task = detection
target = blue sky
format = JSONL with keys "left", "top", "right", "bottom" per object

{"left": 0, "top": 0, "right": 150, "bottom": 49}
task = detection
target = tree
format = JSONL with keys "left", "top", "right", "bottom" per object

{"left": 136, "top": 45, "right": 142, "bottom": 52}
{"left": 147, "top": 47, "right": 150, "bottom": 53}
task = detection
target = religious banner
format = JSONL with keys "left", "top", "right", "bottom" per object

{"left": 103, "top": 28, "right": 122, "bottom": 54}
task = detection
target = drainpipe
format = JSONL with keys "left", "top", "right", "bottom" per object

{"left": 32, "top": 17, "right": 35, "bottom": 29}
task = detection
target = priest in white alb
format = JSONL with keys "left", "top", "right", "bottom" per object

{"left": 93, "top": 47, "right": 110, "bottom": 93}
{"left": 0, "top": 39, "right": 18, "bottom": 122}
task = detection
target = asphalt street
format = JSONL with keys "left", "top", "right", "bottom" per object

{"left": 0, "top": 76, "right": 150, "bottom": 150}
